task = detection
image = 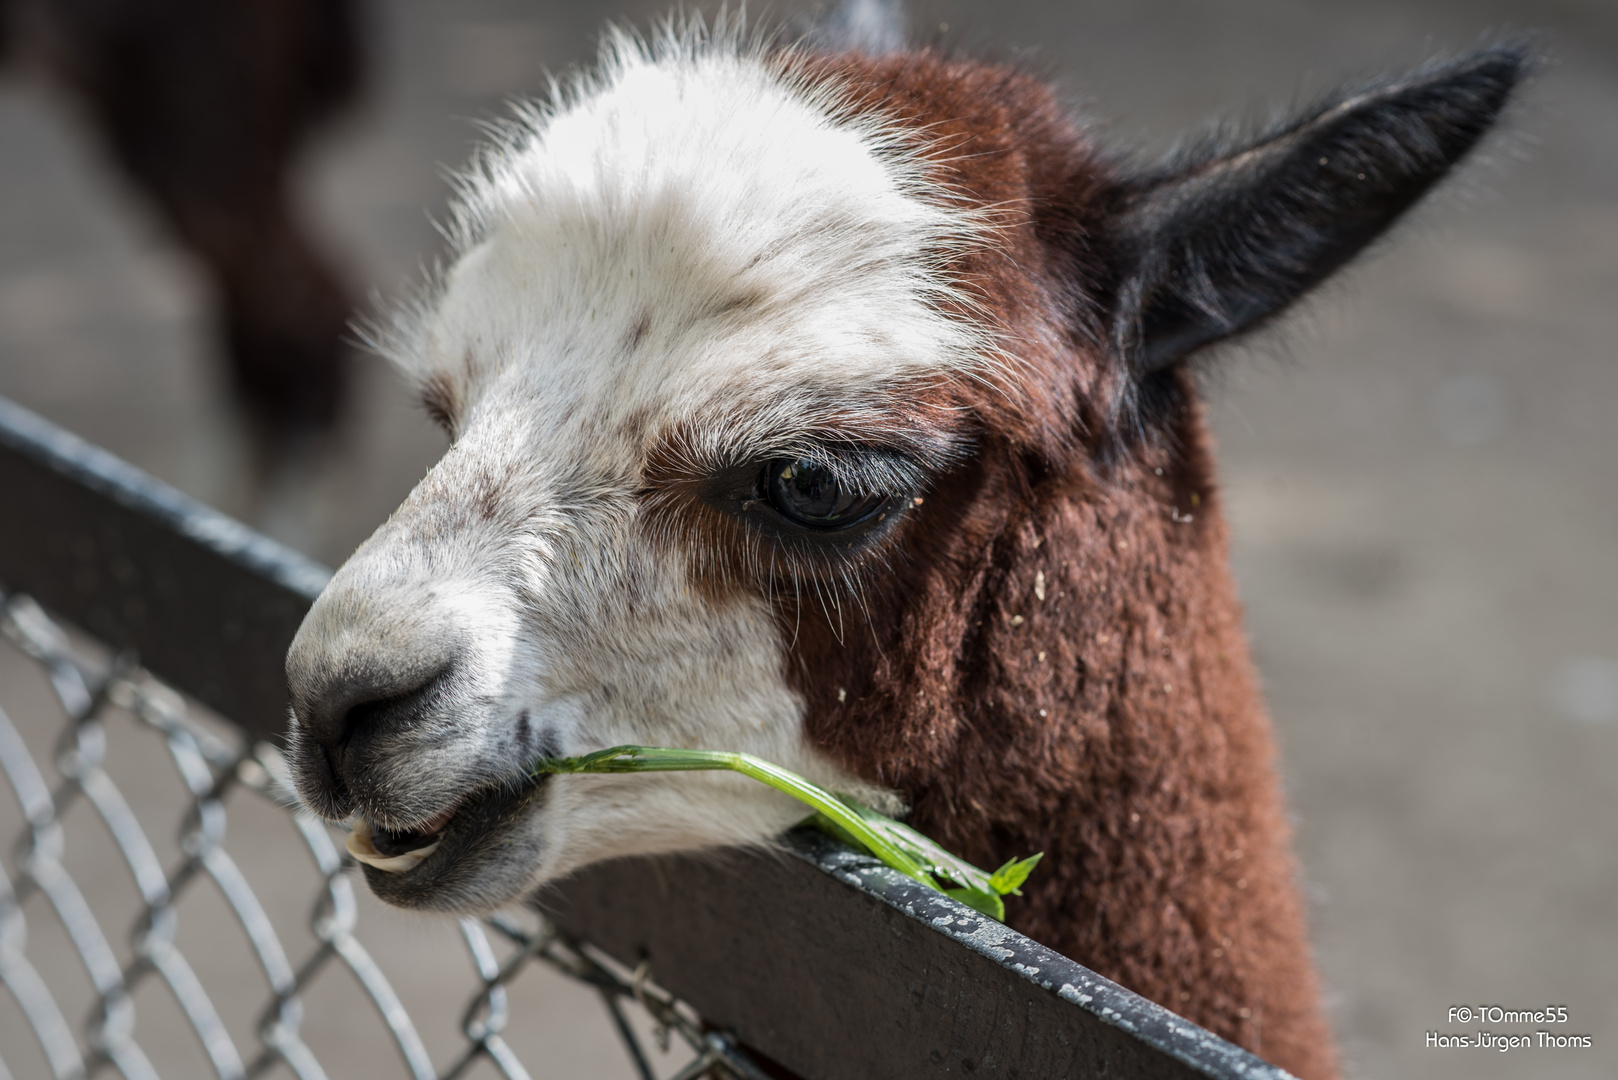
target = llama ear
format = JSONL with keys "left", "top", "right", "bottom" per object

{"left": 1108, "top": 43, "right": 1534, "bottom": 374}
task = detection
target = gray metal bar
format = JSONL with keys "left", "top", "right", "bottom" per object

{"left": 0, "top": 394, "right": 1293, "bottom": 1079}
{"left": 0, "top": 397, "right": 328, "bottom": 741}
{"left": 542, "top": 830, "right": 1291, "bottom": 1080}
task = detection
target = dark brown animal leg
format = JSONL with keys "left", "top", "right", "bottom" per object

{"left": 23, "top": 0, "right": 364, "bottom": 436}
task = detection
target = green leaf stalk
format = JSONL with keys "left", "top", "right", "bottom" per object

{"left": 530, "top": 745, "right": 1041, "bottom": 921}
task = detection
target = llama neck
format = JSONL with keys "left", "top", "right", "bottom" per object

{"left": 794, "top": 398, "right": 1337, "bottom": 1080}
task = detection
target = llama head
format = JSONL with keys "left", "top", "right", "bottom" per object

{"left": 285, "top": 20, "right": 1528, "bottom": 912}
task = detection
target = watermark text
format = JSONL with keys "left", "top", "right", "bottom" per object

{"left": 1426, "top": 1006, "right": 1593, "bottom": 1052}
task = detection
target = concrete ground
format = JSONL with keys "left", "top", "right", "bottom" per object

{"left": 0, "top": 1, "right": 1613, "bottom": 1077}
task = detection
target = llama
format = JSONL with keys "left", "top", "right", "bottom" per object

{"left": 283, "top": 20, "right": 1528, "bottom": 1079}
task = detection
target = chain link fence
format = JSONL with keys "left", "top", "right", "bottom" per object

{"left": 0, "top": 589, "right": 767, "bottom": 1080}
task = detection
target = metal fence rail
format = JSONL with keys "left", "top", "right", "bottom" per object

{"left": 0, "top": 395, "right": 1293, "bottom": 1080}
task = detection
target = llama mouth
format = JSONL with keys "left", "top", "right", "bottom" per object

{"left": 347, "top": 804, "right": 459, "bottom": 873}
{"left": 346, "top": 771, "right": 551, "bottom": 910}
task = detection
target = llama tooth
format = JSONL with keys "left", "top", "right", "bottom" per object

{"left": 349, "top": 842, "right": 441, "bottom": 873}
{"left": 345, "top": 818, "right": 381, "bottom": 861}
{"left": 345, "top": 817, "right": 440, "bottom": 873}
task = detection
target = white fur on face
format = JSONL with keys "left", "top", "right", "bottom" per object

{"left": 292, "top": 24, "right": 990, "bottom": 909}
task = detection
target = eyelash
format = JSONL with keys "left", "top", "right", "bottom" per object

{"left": 695, "top": 452, "right": 923, "bottom": 560}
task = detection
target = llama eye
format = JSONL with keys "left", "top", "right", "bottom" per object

{"left": 763, "top": 458, "right": 888, "bottom": 530}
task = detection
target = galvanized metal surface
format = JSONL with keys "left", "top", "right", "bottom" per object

{"left": 550, "top": 831, "right": 1291, "bottom": 1080}
{"left": 0, "top": 394, "right": 1291, "bottom": 1079}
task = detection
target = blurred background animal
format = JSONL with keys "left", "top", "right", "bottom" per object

{"left": 1, "top": 0, "right": 364, "bottom": 469}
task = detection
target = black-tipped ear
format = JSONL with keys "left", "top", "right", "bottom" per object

{"left": 1109, "top": 42, "right": 1535, "bottom": 373}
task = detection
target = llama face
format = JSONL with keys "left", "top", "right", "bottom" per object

{"left": 284, "top": 33, "right": 989, "bottom": 911}
{"left": 285, "top": 15, "right": 1526, "bottom": 919}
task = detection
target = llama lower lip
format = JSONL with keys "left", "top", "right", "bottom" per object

{"left": 355, "top": 772, "right": 551, "bottom": 905}
{"left": 346, "top": 817, "right": 442, "bottom": 873}
{"left": 346, "top": 798, "right": 466, "bottom": 872}
{"left": 372, "top": 803, "right": 459, "bottom": 855}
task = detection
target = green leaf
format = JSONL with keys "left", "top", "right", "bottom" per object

{"left": 988, "top": 853, "right": 1044, "bottom": 897}
{"left": 943, "top": 887, "right": 1005, "bottom": 921}
{"left": 532, "top": 744, "right": 1042, "bottom": 922}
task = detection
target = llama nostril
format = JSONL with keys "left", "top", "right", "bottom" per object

{"left": 328, "top": 663, "right": 456, "bottom": 748}
{"left": 293, "top": 661, "right": 458, "bottom": 776}
{"left": 317, "top": 741, "right": 341, "bottom": 781}
{"left": 309, "top": 741, "right": 350, "bottom": 799}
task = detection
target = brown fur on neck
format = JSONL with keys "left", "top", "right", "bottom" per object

{"left": 772, "top": 51, "right": 1338, "bottom": 1080}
